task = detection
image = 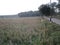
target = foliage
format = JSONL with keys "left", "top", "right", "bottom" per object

{"left": 38, "top": 4, "right": 55, "bottom": 16}
{"left": 0, "top": 18, "right": 60, "bottom": 45}
{"left": 18, "top": 11, "right": 40, "bottom": 17}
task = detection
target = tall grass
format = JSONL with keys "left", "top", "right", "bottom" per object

{"left": 0, "top": 17, "right": 60, "bottom": 45}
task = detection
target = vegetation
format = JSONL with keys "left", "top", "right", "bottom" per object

{"left": 38, "top": 4, "right": 55, "bottom": 21}
{"left": 0, "top": 17, "right": 60, "bottom": 45}
{"left": 38, "top": 5, "right": 50, "bottom": 16}
{"left": 56, "top": 0, "right": 60, "bottom": 13}
{"left": 0, "top": 0, "right": 60, "bottom": 45}
{"left": 18, "top": 11, "right": 40, "bottom": 17}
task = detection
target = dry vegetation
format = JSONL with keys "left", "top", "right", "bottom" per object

{"left": 0, "top": 17, "right": 60, "bottom": 45}
{"left": 0, "top": 17, "right": 43, "bottom": 45}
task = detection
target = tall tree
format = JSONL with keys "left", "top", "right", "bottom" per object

{"left": 38, "top": 4, "right": 55, "bottom": 21}
{"left": 58, "top": 0, "right": 60, "bottom": 3}
{"left": 56, "top": 4, "right": 60, "bottom": 13}
{"left": 50, "top": 2, "right": 57, "bottom": 8}
{"left": 56, "top": 0, "right": 60, "bottom": 13}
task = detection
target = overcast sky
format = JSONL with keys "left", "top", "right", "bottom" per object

{"left": 0, "top": 0, "right": 57, "bottom": 15}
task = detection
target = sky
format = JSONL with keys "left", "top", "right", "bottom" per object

{"left": 0, "top": 0, "right": 58, "bottom": 15}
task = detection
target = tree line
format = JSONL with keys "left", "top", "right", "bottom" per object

{"left": 18, "top": 0, "right": 60, "bottom": 20}
{"left": 18, "top": 11, "right": 40, "bottom": 17}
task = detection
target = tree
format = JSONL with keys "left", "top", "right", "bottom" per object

{"left": 56, "top": 0, "right": 60, "bottom": 13}
{"left": 57, "top": 0, "right": 60, "bottom": 3}
{"left": 56, "top": 4, "right": 60, "bottom": 13}
{"left": 50, "top": 2, "right": 57, "bottom": 8}
{"left": 38, "top": 4, "right": 55, "bottom": 21}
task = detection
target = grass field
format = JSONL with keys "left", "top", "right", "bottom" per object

{"left": 0, "top": 17, "right": 60, "bottom": 45}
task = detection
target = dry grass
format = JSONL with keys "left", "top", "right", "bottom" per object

{"left": 0, "top": 17, "right": 42, "bottom": 31}
{"left": 0, "top": 17, "right": 60, "bottom": 45}
{"left": 0, "top": 17, "right": 44, "bottom": 45}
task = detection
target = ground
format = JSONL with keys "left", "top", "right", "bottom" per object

{"left": 0, "top": 17, "right": 60, "bottom": 45}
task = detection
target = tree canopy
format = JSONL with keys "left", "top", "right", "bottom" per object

{"left": 38, "top": 4, "right": 55, "bottom": 16}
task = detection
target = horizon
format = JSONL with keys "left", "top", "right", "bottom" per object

{"left": 0, "top": 0, "right": 57, "bottom": 15}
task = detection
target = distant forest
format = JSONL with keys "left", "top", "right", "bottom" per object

{"left": 18, "top": 11, "right": 41, "bottom": 17}
{"left": 0, "top": 11, "right": 41, "bottom": 18}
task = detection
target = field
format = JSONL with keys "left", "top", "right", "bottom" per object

{"left": 0, "top": 17, "right": 60, "bottom": 45}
